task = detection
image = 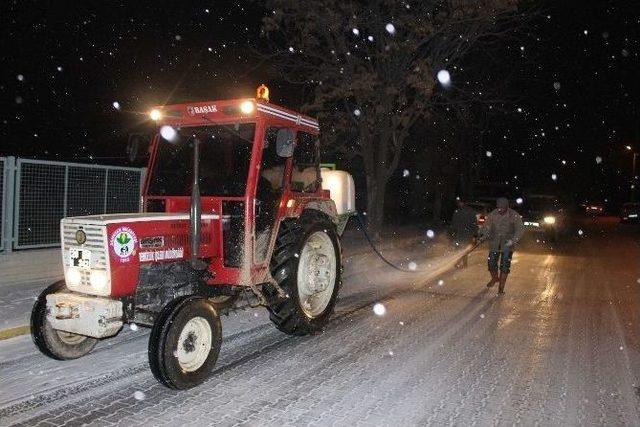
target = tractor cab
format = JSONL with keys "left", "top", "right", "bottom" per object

{"left": 142, "top": 90, "right": 329, "bottom": 288}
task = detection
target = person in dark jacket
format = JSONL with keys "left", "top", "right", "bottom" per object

{"left": 479, "top": 197, "right": 525, "bottom": 294}
{"left": 450, "top": 199, "right": 478, "bottom": 268}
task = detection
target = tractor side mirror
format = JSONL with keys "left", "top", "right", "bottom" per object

{"left": 275, "top": 129, "right": 295, "bottom": 158}
{"left": 126, "top": 133, "right": 150, "bottom": 163}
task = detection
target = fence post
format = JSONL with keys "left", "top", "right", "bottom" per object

{"left": 2, "top": 157, "right": 16, "bottom": 253}
{"left": 139, "top": 167, "right": 147, "bottom": 212}
{"left": 62, "top": 165, "right": 69, "bottom": 217}
{"left": 103, "top": 168, "right": 109, "bottom": 214}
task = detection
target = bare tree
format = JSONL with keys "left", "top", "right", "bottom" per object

{"left": 262, "top": 0, "right": 519, "bottom": 236}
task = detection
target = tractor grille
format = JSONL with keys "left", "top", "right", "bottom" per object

{"left": 61, "top": 220, "right": 110, "bottom": 294}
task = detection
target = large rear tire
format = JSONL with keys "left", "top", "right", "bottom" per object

{"left": 265, "top": 210, "right": 341, "bottom": 336}
{"left": 148, "top": 296, "right": 222, "bottom": 389}
{"left": 31, "top": 281, "right": 98, "bottom": 360}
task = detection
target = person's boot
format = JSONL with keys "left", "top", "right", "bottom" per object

{"left": 498, "top": 272, "right": 508, "bottom": 294}
{"left": 486, "top": 271, "right": 499, "bottom": 287}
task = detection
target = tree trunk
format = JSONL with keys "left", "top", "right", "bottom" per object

{"left": 432, "top": 186, "right": 443, "bottom": 223}
{"left": 365, "top": 176, "right": 386, "bottom": 240}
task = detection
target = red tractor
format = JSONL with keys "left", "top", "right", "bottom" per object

{"left": 31, "top": 87, "right": 355, "bottom": 389}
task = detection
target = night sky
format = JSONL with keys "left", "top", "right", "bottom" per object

{"left": 1, "top": 1, "right": 639, "bottom": 204}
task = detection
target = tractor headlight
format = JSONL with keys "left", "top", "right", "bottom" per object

{"left": 90, "top": 270, "right": 109, "bottom": 291}
{"left": 239, "top": 100, "right": 255, "bottom": 114}
{"left": 543, "top": 216, "right": 556, "bottom": 225}
{"left": 149, "top": 109, "right": 162, "bottom": 121}
{"left": 66, "top": 267, "right": 82, "bottom": 287}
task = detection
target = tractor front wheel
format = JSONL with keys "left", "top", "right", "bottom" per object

{"left": 148, "top": 296, "right": 222, "bottom": 389}
{"left": 31, "top": 281, "right": 98, "bottom": 360}
{"left": 265, "top": 211, "right": 341, "bottom": 335}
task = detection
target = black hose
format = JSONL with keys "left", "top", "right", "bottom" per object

{"left": 354, "top": 212, "right": 479, "bottom": 273}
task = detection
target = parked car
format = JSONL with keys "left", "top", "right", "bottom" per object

{"left": 621, "top": 202, "right": 640, "bottom": 223}
{"left": 584, "top": 202, "right": 605, "bottom": 215}
{"left": 521, "top": 195, "right": 571, "bottom": 241}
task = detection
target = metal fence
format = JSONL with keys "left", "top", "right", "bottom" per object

{"left": 1, "top": 158, "right": 145, "bottom": 251}
{"left": 0, "top": 157, "right": 5, "bottom": 252}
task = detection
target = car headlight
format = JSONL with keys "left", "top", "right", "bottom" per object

{"left": 90, "top": 270, "right": 109, "bottom": 292}
{"left": 66, "top": 267, "right": 82, "bottom": 287}
{"left": 543, "top": 216, "right": 556, "bottom": 225}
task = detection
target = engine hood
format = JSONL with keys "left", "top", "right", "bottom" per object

{"left": 63, "top": 212, "right": 219, "bottom": 226}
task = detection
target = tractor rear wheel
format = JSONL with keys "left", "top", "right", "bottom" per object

{"left": 148, "top": 296, "right": 222, "bottom": 389}
{"left": 31, "top": 281, "right": 98, "bottom": 360}
{"left": 265, "top": 211, "right": 341, "bottom": 335}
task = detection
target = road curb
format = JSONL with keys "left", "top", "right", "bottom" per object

{"left": 0, "top": 324, "right": 30, "bottom": 341}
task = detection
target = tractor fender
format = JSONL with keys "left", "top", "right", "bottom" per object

{"left": 287, "top": 198, "right": 338, "bottom": 223}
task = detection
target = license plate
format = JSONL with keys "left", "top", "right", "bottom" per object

{"left": 524, "top": 221, "right": 540, "bottom": 227}
{"left": 629, "top": 214, "right": 638, "bottom": 218}
{"left": 69, "top": 248, "right": 92, "bottom": 270}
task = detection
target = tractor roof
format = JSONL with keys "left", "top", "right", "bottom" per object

{"left": 149, "top": 99, "right": 319, "bottom": 132}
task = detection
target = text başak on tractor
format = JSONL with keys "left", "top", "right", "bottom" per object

{"left": 31, "top": 86, "right": 356, "bottom": 389}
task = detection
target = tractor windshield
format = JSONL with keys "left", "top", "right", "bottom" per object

{"left": 148, "top": 124, "right": 255, "bottom": 196}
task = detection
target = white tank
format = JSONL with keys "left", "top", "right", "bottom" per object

{"left": 320, "top": 169, "right": 356, "bottom": 215}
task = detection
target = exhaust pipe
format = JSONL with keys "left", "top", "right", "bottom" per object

{"left": 190, "top": 137, "right": 203, "bottom": 269}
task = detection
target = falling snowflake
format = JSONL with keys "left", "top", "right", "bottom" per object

{"left": 353, "top": 109, "right": 361, "bottom": 117}
{"left": 437, "top": 69, "right": 451, "bottom": 86}
{"left": 480, "top": 314, "right": 485, "bottom": 319}
{"left": 517, "top": 107, "right": 523, "bottom": 113}
{"left": 578, "top": 229, "right": 584, "bottom": 236}
{"left": 402, "top": 169, "right": 410, "bottom": 177}
{"left": 520, "top": 46, "right": 525, "bottom": 51}
{"left": 352, "top": 28, "right": 360, "bottom": 36}
{"left": 129, "top": 323, "right": 138, "bottom": 331}
{"left": 388, "top": 350, "right": 394, "bottom": 356}
{"left": 288, "top": 46, "right": 294, "bottom": 52}
{"left": 112, "top": 101, "right": 121, "bottom": 111}
{"left": 367, "top": 35, "right": 374, "bottom": 42}
{"left": 596, "top": 156, "right": 602, "bottom": 164}
{"left": 485, "top": 151, "right": 492, "bottom": 158}
{"left": 385, "top": 23, "right": 396, "bottom": 34}
{"left": 56, "top": 66, "right": 63, "bottom": 72}
{"left": 516, "top": 197, "right": 524, "bottom": 205}
{"left": 17, "top": 74, "right": 24, "bottom": 81}
{"left": 426, "top": 229, "right": 435, "bottom": 239}
{"left": 175, "top": 35, "right": 182, "bottom": 41}
{"left": 583, "top": 30, "right": 588, "bottom": 35}
{"left": 437, "top": 279, "right": 444, "bottom": 286}
{"left": 551, "top": 173, "right": 557, "bottom": 181}
{"left": 160, "top": 125, "right": 177, "bottom": 141}
{"left": 133, "top": 391, "right": 145, "bottom": 401}
{"left": 373, "top": 303, "right": 386, "bottom": 316}
{"left": 408, "top": 261, "right": 417, "bottom": 270}
{"left": 553, "top": 82, "right": 561, "bottom": 90}
{"left": 399, "top": 321, "right": 404, "bottom": 326}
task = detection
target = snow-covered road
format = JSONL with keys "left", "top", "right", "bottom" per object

{"left": 1, "top": 217, "right": 639, "bottom": 425}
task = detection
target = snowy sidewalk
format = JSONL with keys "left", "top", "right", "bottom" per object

{"left": 0, "top": 223, "right": 458, "bottom": 340}
{"left": 0, "top": 248, "right": 63, "bottom": 287}
{"left": 0, "top": 248, "right": 63, "bottom": 337}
